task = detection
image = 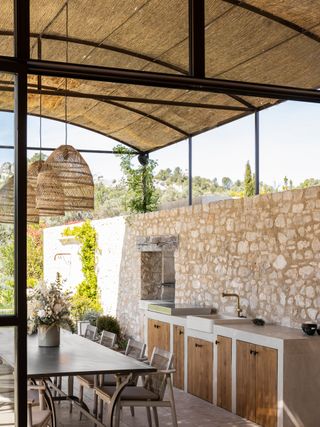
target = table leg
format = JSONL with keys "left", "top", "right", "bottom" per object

{"left": 68, "top": 376, "right": 74, "bottom": 413}
{"left": 105, "top": 374, "right": 132, "bottom": 427}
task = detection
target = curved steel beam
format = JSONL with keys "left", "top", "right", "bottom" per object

{"left": 28, "top": 59, "right": 320, "bottom": 103}
{"left": 105, "top": 99, "right": 189, "bottom": 137}
{"left": 222, "top": 0, "right": 320, "bottom": 44}
{"left": 0, "top": 82, "right": 189, "bottom": 137}
{"left": 0, "top": 30, "right": 187, "bottom": 75}
{"left": 0, "top": 79, "right": 252, "bottom": 112}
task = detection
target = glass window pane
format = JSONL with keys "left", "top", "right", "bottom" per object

{"left": 0, "top": 327, "right": 15, "bottom": 426}
{"left": 0, "top": 0, "right": 14, "bottom": 57}
{"left": 0, "top": 74, "right": 15, "bottom": 315}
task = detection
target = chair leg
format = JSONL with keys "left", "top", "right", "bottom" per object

{"left": 115, "top": 402, "right": 121, "bottom": 426}
{"left": 130, "top": 406, "right": 135, "bottom": 417}
{"left": 98, "top": 398, "right": 104, "bottom": 422}
{"left": 79, "top": 385, "right": 84, "bottom": 420}
{"left": 152, "top": 407, "right": 159, "bottom": 427}
{"left": 167, "top": 376, "right": 178, "bottom": 427}
{"left": 146, "top": 407, "right": 152, "bottom": 427}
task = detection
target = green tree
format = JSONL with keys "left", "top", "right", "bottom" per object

{"left": 298, "top": 178, "right": 320, "bottom": 188}
{"left": 282, "top": 176, "right": 289, "bottom": 191}
{"left": 64, "top": 220, "right": 102, "bottom": 318}
{"left": 28, "top": 153, "right": 48, "bottom": 164}
{"left": 27, "top": 224, "right": 44, "bottom": 288}
{"left": 244, "top": 161, "right": 255, "bottom": 197}
{"left": 222, "top": 176, "right": 232, "bottom": 190}
{"left": 114, "top": 145, "right": 159, "bottom": 213}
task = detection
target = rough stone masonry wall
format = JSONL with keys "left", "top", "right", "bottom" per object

{"left": 117, "top": 186, "right": 320, "bottom": 339}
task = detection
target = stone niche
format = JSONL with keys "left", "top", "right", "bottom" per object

{"left": 137, "top": 235, "right": 178, "bottom": 301}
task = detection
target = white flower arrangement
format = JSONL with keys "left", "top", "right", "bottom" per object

{"left": 28, "top": 273, "right": 75, "bottom": 334}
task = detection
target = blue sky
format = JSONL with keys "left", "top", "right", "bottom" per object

{"left": 0, "top": 101, "right": 319, "bottom": 187}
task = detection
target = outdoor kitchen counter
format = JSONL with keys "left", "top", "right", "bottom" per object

{"left": 144, "top": 309, "right": 320, "bottom": 427}
{"left": 214, "top": 322, "right": 320, "bottom": 341}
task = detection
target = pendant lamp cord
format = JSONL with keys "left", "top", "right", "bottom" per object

{"left": 39, "top": 77, "right": 42, "bottom": 161}
{"left": 65, "top": 0, "right": 69, "bottom": 146}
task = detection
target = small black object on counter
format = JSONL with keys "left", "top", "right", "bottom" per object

{"left": 301, "top": 323, "right": 317, "bottom": 336}
{"left": 252, "top": 318, "right": 265, "bottom": 326}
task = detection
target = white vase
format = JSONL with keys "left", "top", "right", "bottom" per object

{"left": 38, "top": 324, "right": 60, "bottom": 347}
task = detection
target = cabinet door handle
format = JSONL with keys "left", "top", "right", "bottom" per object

{"left": 195, "top": 343, "right": 203, "bottom": 348}
{"left": 215, "top": 340, "right": 220, "bottom": 345}
{"left": 179, "top": 330, "right": 184, "bottom": 335}
{"left": 250, "top": 349, "right": 255, "bottom": 355}
{"left": 154, "top": 324, "right": 160, "bottom": 329}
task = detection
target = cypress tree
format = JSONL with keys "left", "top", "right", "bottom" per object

{"left": 244, "top": 161, "right": 254, "bottom": 197}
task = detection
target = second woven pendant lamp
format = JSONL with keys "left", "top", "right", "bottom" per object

{"left": 45, "top": 145, "right": 94, "bottom": 211}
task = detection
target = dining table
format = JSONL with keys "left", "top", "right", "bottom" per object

{"left": 0, "top": 328, "right": 156, "bottom": 427}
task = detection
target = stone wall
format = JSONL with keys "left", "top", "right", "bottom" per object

{"left": 117, "top": 187, "right": 320, "bottom": 339}
{"left": 141, "top": 252, "right": 162, "bottom": 299}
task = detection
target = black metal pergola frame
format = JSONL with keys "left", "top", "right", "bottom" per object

{"left": 1, "top": 1, "right": 320, "bottom": 425}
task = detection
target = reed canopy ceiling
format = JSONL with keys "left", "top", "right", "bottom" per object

{"left": 1, "top": 0, "right": 320, "bottom": 152}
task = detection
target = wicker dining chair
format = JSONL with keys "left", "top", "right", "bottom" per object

{"left": 84, "top": 324, "right": 98, "bottom": 341}
{"left": 0, "top": 358, "right": 15, "bottom": 420}
{"left": 77, "top": 330, "right": 117, "bottom": 418}
{"left": 95, "top": 347, "right": 178, "bottom": 427}
{"left": 27, "top": 382, "right": 52, "bottom": 427}
{"left": 99, "top": 330, "right": 117, "bottom": 348}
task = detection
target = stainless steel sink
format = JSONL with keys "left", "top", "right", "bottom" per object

{"left": 186, "top": 313, "right": 251, "bottom": 333}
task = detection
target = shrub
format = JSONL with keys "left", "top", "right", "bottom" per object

{"left": 96, "top": 315, "right": 121, "bottom": 336}
{"left": 82, "top": 309, "right": 101, "bottom": 326}
{"left": 71, "top": 295, "right": 102, "bottom": 321}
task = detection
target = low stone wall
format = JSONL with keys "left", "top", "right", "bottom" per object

{"left": 117, "top": 186, "right": 320, "bottom": 339}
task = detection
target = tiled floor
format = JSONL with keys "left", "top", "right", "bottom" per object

{"left": 0, "top": 377, "right": 259, "bottom": 426}
{"left": 55, "top": 380, "right": 259, "bottom": 427}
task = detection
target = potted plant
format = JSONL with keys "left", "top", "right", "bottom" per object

{"left": 28, "top": 273, "right": 75, "bottom": 347}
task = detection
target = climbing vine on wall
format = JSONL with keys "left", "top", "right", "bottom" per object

{"left": 63, "top": 220, "right": 102, "bottom": 318}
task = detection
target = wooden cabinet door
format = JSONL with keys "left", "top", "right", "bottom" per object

{"left": 255, "top": 345, "right": 278, "bottom": 427}
{"left": 216, "top": 335, "right": 232, "bottom": 411}
{"left": 188, "top": 337, "right": 213, "bottom": 402}
{"left": 236, "top": 340, "right": 256, "bottom": 423}
{"left": 173, "top": 325, "right": 184, "bottom": 389}
{"left": 147, "top": 319, "right": 170, "bottom": 358}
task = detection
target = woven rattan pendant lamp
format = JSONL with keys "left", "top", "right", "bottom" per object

{"left": 0, "top": 176, "right": 14, "bottom": 223}
{"left": 45, "top": 2, "right": 94, "bottom": 212}
{"left": 0, "top": 167, "right": 40, "bottom": 224}
{"left": 36, "top": 161, "right": 65, "bottom": 216}
{"left": 45, "top": 145, "right": 94, "bottom": 211}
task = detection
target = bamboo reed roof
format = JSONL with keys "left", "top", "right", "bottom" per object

{"left": 0, "top": 1, "right": 320, "bottom": 152}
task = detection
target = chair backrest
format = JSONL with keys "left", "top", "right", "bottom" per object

{"left": 145, "top": 347, "right": 173, "bottom": 400}
{"left": 125, "top": 339, "right": 146, "bottom": 360}
{"left": 84, "top": 324, "right": 98, "bottom": 341}
{"left": 100, "top": 330, "right": 117, "bottom": 348}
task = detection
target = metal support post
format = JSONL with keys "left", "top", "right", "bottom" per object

{"left": 188, "top": 136, "right": 193, "bottom": 205}
{"left": 255, "top": 111, "right": 260, "bottom": 195}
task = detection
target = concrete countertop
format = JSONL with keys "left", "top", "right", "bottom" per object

{"left": 215, "top": 323, "right": 319, "bottom": 341}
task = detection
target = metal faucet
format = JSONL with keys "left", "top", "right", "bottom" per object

{"left": 222, "top": 292, "right": 243, "bottom": 317}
